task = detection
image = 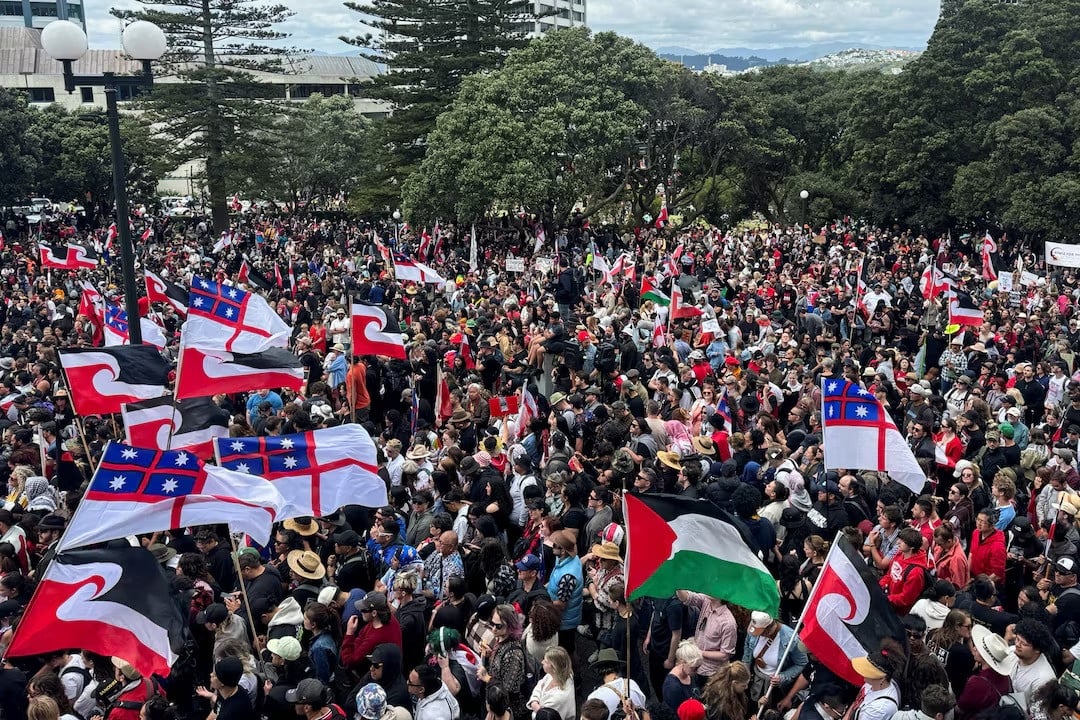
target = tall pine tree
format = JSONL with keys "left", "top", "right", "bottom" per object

{"left": 342, "top": 0, "right": 538, "bottom": 209}
{"left": 113, "top": 0, "right": 295, "bottom": 233}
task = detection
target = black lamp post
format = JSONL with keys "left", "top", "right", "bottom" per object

{"left": 41, "top": 19, "right": 167, "bottom": 344}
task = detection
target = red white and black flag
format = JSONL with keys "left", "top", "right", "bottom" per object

{"left": 239, "top": 258, "right": 274, "bottom": 292}
{"left": 58, "top": 346, "right": 170, "bottom": 416}
{"left": 6, "top": 546, "right": 187, "bottom": 678}
{"left": 948, "top": 288, "right": 984, "bottom": 327}
{"left": 144, "top": 269, "right": 188, "bottom": 316}
{"left": 175, "top": 345, "right": 305, "bottom": 399}
{"left": 351, "top": 302, "right": 406, "bottom": 359}
{"left": 122, "top": 394, "right": 231, "bottom": 457}
{"left": 39, "top": 240, "right": 99, "bottom": 270}
{"left": 488, "top": 395, "right": 519, "bottom": 418}
{"left": 798, "top": 536, "right": 906, "bottom": 686}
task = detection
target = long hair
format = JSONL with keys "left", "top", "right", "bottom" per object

{"left": 543, "top": 646, "right": 573, "bottom": 688}
{"left": 493, "top": 603, "right": 523, "bottom": 642}
{"left": 702, "top": 661, "right": 749, "bottom": 720}
{"left": 929, "top": 609, "right": 970, "bottom": 650}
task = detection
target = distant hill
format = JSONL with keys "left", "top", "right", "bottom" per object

{"left": 654, "top": 41, "right": 926, "bottom": 70}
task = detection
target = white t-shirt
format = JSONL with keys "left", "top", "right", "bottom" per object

{"left": 1011, "top": 654, "right": 1056, "bottom": 706}
{"left": 586, "top": 679, "right": 647, "bottom": 719}
{"left": 853, "top": 682, "right": 900, "bottom": 720}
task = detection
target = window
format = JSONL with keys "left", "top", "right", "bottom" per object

{"left": 67, "top": 4, "right": 83, "bottom": 20}
{"left": 0, "top": 2, "right": 22, "bottom": 17}
{"left": 29, "top": 2, "right": 59, "bottom": 17}
{"left": 290, "top": 84, "right": 346, "bottom": 99}
{"left": 25, "top": 87, "right": 55, "bottom": 103}
{"left": 80, "top": 87, "right": 94, "bottom": 103}
{"left": 572, "top": 11, "right": 583, "bottom": 21}
{"left": 116, "top": 85, "right": 143, "bottom": 102}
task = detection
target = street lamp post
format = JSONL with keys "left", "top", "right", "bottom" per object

{"left": 41, "top": 20, "right": 167, "bottom": 345}
{"left": 799, "top": 189, "right": 809, "bottom": 227}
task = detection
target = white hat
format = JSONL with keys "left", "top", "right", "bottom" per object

{"left": 970, "top": 625, "right": 1017, "bottom": 676}
{"left": 749, "top": 611, "right": 774, "bottom": 631}
{"left": 953, "top": 460, "right": 973, "bottom": 479}
{"left": 317, "top": 585, "right": 339, "bottom": 606}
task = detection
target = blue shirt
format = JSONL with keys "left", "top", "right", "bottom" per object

{"left": 995, "top": 503, "right": 1016, "bottom": 531}
{"left": 245, "top": 390, "right": 283, "bottom": 423}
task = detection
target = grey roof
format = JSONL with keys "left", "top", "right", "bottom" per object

{"left": 0, "top": 28, "right": 380, "bottom": 80}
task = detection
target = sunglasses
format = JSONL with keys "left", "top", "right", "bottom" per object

{"left": 491, "top": 622, "right": 505, "bottom": 629}
{"left": 371, "top": 662, "right": 383, "bottom": 669}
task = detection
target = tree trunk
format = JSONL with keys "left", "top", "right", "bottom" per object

{"left": 202, "top": 0, "right": 229, "bottom": 234}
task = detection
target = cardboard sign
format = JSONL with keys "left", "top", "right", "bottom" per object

{"left": 505, "top": 257, "right": 526, "bottom": 272}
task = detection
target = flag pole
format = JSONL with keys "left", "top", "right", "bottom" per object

{"left": 53, "top": 442, "right": 110, "bottom": 555}
{"left": 759, "top": 530, "right": 844, "bottom": 708}
{"left": 229, "top": 532, "right": 264, "bottom": 654}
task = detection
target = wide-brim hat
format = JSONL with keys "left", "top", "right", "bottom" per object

{"left": 590, "top": 648, "right": 623, "bottom": 672}
{"left": 406, "top": 445, "right": 431, "bottom": 460}
{"left": 971, "top": 625, "right": 1018, "bottom": 676}
{"left": 591, "top": 542, "right": 623, "bottom": 563}
{"left": 148, "top": 543, "right": 176, "bottom": 565}
{"left": 851, "top": 656, "right": 888, "bottom": 681}
{"left": 287, "top": 549, "right": 326, "bottom": 580}
{"left": 283, "top": 517, "right": 319, "bottom": 536}
{"left": 657, "top": 450, "right": 682, "bottom": 471}
{"left": 450, "top": 409, "right": 472, "bottom": 424}
{"left": 691, "top": 436, "right": 716, "bottom": 456}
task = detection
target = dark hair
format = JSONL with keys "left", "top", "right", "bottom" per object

{"left": 414, "top": 663, "right": 442, "bottom": 695}
{"left": 534, "top": 709, "right": 562, "bottom": 720}
{"left": 919, "top": 685, "right": 956, "bottom": 718}
{"left": 142, "top": 696, "right": 178, "bottom": 720}
{"left": 486, "top": 685, "right": 510, "bottom": 716}
{"left": 430, "top": 512, "right": 454, "bottom": 533}
{"left": 881, "top": 505, "right": 904, "bottom": 526}
{"left": 1032, "top": 681, "right": 1080, "bottom": 717}
{"left": 1014, "top": 618, "right": 1057, "bottom": 657}
{"left": 731, "top": 484, "right": 762, "bottom": 518}
{"left": 447, "top": 575, "right": 468, "bottom": 600}
{"left": 898, "top": 527, "right": 923, "bottom": 551}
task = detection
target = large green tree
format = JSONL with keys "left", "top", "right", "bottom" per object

{"left": 113, "top": 0, "right": 295, "bottom": 233}
{"left": 342, "top": 0, "right": 538, "bottom": 210}
{"left": 30, "top": 105, "right": 170, "bottom": 213}
{"left": 403, "top": 29, "right": 762, "bottom": 227}
{"left": 229, "top": 93, "right": 372, "bottom": 209}
{"left": 0, "top": 90, "right": 41, "bottom": 204}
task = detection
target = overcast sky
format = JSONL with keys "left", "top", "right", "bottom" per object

{"left": 90, "top": 0, "right": 941, "bottom": 53}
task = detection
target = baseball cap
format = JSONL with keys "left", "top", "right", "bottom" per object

{"left": 1056, "top": 557, "right": 1078, "bottom": 575}
{"left": 515, "top": 554, "right": 541, "bottom": 572}
{"left": 266, "top": 636, "right": 303, "bottom": 661}
{"left": 356, "top": 591, "right": 389, "bottom": 613}
{"left": 286, "top": 679, "right": 327, "bottom": 705}
{"left": 195, "top": 603, "right": 228, "bottom": 625}
{"left": 214, "top": 657, "right": 244, "bottom": 688}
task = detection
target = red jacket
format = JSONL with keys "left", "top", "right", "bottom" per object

{"left": 106, "top": 679, "right": 154, "bottom": 720}
{"left": 969, "top": 528, "right": 1006, "bottom": 581}
{"left": 339, "top": 616, "right": 402, "bottom": 669}
{"left": 879, "top": 551, "right": 929, "bottom": 614}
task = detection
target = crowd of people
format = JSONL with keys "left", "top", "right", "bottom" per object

{"left": 1, "top": 208, "right": 1080, "bottom": 720}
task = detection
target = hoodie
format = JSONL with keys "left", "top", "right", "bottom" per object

{"left": 910, "top": 598, "right": 950, "bottom": 630}
{"left": 415, "top": 682, "right": 460, "bottom": 720}
{"left": 880, "top": 551, "right": 930, "bottom": 615}
{"left": 267, "top": 597, "right": 304, "bottom": 642}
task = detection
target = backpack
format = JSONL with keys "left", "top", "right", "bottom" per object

{"left": 60, "top": 665, "right": 93, "bottom": 701}
{"left": 596, "top": 342, "right": 618, "bottom": 374}
{"left": 519, "top": 640, "right": 542, "bottom": 699}
{"left": 901, "top": 562, "right": 935, "bottom": 597}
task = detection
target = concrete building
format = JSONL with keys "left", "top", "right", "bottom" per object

{"left": 0, "top": 0, "right": 85, "bottom": 31}
{"left": 0, "top": 28, "right": 388, "bottom": 114}
{"left": 0, "top": 27, "right": 389, "bottom": 194}
{"left": 518, "top": 0, "right": 586, "bottom": 37}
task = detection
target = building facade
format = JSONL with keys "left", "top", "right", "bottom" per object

{"left": 523, "top": 0, "right": 586, "bottom": 37}
{"left": 0, "top": 0, "right": 85, "bottom": 30}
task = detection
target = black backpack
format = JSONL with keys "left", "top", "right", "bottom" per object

{"left": 519, "top": 640, "right": 542, "bottom": 699}
{"left": 596, "top": 342, "right": 618, "bottom": 373}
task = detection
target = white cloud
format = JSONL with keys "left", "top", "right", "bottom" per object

{"left": 86, "top": 0, "right": 941, "bottom": 53}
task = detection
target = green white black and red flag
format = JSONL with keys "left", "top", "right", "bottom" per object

{"left": 624, "top": 493, "right": 779, "bottom": 614}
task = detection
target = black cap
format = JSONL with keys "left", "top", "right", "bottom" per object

{"left": 214, "top": 657, "right": 244, "bottom": 687}
{"left": 332, "top": 529, "right": 362, "bottom": 546}
{"left": 195, "top": 603, "right": 228, "bottom": 625}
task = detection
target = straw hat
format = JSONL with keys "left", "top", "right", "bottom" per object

{"left": 590, "top": 542, "right": 623, "bottom": 563}
{"left": 691, "top": 436, "right": 717, "bottom": 456}
{"left": 283, "top": 517, "right": 319, "bottom": 536}
{"left": 970, "top": 625, "right": 1018, "bottom": 676}
{"left": 406, "top": 445, "right": 431, "bottom": 461}
{"left": 287, "top": 550, "right": 326, "bottom": 580}
{"left": 657, "top": 450, "right": 683, "bottom": 471}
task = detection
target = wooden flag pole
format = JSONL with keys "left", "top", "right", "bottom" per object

{"left": 229, "top": 533, "right": 263, "bottom": 654}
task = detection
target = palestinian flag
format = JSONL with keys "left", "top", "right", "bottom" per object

{"left": 640, "top": 277, "right": 670, "bottom": 306}
{"left": 624, "top": 493, "right": 779, "bottom": 614}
